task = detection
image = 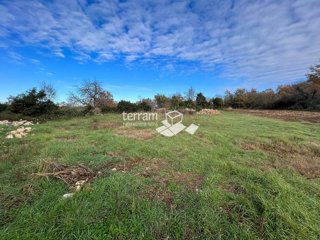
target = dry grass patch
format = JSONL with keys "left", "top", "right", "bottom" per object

{"left": 234, "top": 109, "right": 320, "bottom": 123}
{"left": 101, "top": 157, "right": 145, "bottom": 172}
{"left": 115, "top": 127, "right": 155, "bottom": 140}
{"left": 221, "top": 182, "right": 247, "bottom": 195}
{"left": 237, "top": 139, "right": 320, "bottom": 179}
{"left": 142, "top": 184, "right": 174, "bottom": 208}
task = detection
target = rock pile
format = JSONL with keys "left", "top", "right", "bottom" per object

{"left": 0, "top": 120, "right": 34, "bottom": 127}
{"left": 0, "top": 120, "right": 34, "bottom": 139}
{"left": 6, "top": 127, "right": 32, "bottom": 139}
{"left": 197, "top": 109, "right": 220, "bottom": 115}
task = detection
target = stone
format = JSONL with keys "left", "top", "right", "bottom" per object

{"left": 6, "top": 134, "right": 13, "bottom": 139}
{"left": 62, "top": 193, "right": 74, "bottom": 198}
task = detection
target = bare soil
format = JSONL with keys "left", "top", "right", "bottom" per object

{"left": 234, "top": 109, "right": 320, "bottom": 123}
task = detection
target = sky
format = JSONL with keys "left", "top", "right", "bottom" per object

{"left": 0, "top": 0, "right": 320, "bottom": 103}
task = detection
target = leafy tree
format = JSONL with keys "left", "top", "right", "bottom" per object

{"left": 196, "top": 92, "right": 209, "bottom": 109}
{"left": 137, "top": 98, "right": 154, "bottom": 111}
{"left": 234, "top": 88, "right": 249, "bottom": 108}
{"left": 213, "top": 97, "right": 224, "bottom": 108}
{"left": 170, "top": 93, "right": 184, "bottom": 109}
{"left": 117, "top": 100, "right": 137, "bottom": 112}
{"left": 154, "top": 94, "right": 171, "bottom": 109}
{"left": 184, "top": 99, "right": 196, "bottom": 109}
{"left": 8, "top": 88, "right": 57, "bottom": 116}
{"left": 306, "top": 63, "right": 320, "bottom": 100}
{"left": 0, "top": 103, "right": 8, "bottom": 112}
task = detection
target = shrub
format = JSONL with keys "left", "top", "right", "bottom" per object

{"left": 9, "top": 88, "right": 58, "bottom": 117}
{"left": 117, "top": 100, "right": 137, "bottom": 112}
{"left": 0, "top": 103, "right": 8, "bottom": 112}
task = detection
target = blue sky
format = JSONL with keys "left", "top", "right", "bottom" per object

{"left": 0, "top": 0, "right": 319, "bottom": 103}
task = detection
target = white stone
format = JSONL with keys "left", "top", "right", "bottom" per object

{"left": 15, "top": 133, "right": 22, "bottom": 138}
{"left": 62, "top": 193, "right": 74, "bottom": 198}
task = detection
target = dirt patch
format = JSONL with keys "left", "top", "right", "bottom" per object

{"left": 169, "top": 172, "right": 203, "bottom": 191}
{"left": 237, "top": 140, "right": 320, "bottom": 179}
{"left": 234, "top": 109, "right": 320, "bottom": 123}
{"left": 115, "top": 127, "right": 155, "bottom": 140}
{"left": 142, "top": 185, "right": 174, "bottom": 208}
{"left": 222, "top": 182, "right": 247, "bottom": 194}
{"left": 101, "top": 157, "right": 145, "bottom": 172}
{"left": 32, "top": 162, "right": 97, "bottom": 190}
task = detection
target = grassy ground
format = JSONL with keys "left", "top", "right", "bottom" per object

{"left": 1, "top": 112, "right": 320, "bottom": 239}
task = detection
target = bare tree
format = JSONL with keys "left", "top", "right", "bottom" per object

{"left": 68, "top": 80, "right": 114, "bottom": 109}
{"left": 40, "top": 81, "right": 56, "bottom": 101}
{"left": 185, "top": 87, "right": 195, "bottom": 101}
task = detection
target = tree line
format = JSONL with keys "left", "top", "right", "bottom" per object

{"left": 0, "top": 62, "right": 319, "bottom": 120}
{"left": 224, "top": 63, "right": 320, "bottom": 110}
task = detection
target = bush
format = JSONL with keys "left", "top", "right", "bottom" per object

{"left": 9, "top": 88, "right": 58, "bottom": 117}
{"left": 0, "top": 103, "right": 8, "bottom": 112}
{"left": 0, "top": 111, "right": 30, "bottom": 121}
{"left": 213, "top": 97, "right": 224, "bottom": 109}
{"left": 117, "top": 100, "right": 137, "bottom": 112}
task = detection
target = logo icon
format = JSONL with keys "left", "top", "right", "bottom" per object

{"left": 156, "top": 110, "right": 199, "bottom": 137}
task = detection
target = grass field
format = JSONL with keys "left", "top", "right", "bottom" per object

{"left": 1, "top": 111, "right": 320, "bottom": 239}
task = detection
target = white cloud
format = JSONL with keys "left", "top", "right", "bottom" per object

{"left": 0, "top": 0, "right": 320, "bottom": 85}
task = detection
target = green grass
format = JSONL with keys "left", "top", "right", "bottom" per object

{"left": 1, "top": 112, "right": 320, "bottom": 239}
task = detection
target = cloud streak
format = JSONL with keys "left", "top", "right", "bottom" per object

{"left": 1, "top": 0, "right": 320, "bottom": 85}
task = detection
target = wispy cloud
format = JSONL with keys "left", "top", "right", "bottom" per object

{"left": 1, "top": 0, "right": 320, "bottom": 85}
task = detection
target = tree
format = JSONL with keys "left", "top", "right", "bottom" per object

{"left": 213, "top": 97, "right": 224, "bottom": 108}
{"left": 68, "top": 80, "right": 114, "bottom": 110}
{"left": 306, "top": 63, "right": 320, "bottom": 100}
{"left": 183, "top": 87, "right": 196, "bottom": 109}
{"left": 154, "top": 94, "right": 171, "bottom": 109}
{"left": 170, "top": 93, "right": 184, "bottom": 109}
{"left": 137, "top": 98, "right": 154, "bottom": 111}
{"left": 0, "top": 103, "right": 8, "bottom": 112}
{"left": 196, "top": 92, "right": 209, "bottom": 109}
{"left": 8, "top": 88, "right": 57, "bottom": 116}
{"left": 40, "top": 81, "right": 56, "bottom": 101}
{"left": 185, "top": 87, "right": 195, "bottom": 101}
{"left": 224, "top": 90, "right": 234, "bottom": 108}
{"left": 117, "top": 100, "right": 137, "bottom": 112}
{"left": 234, "top": 88, "right": 249, "bottom": 108}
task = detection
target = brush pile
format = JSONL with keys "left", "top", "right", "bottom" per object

{"left": 32, "top": 162, "right": 97, "bottom": 191}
